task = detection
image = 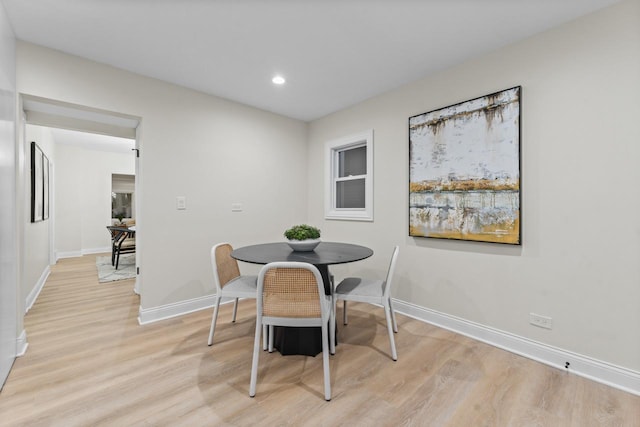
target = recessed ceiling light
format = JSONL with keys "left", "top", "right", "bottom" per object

{"left": 272, "top": 75, "right": 286, "bottom": 85}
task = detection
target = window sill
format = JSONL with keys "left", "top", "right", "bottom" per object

{"left": 325, "top": 211, "right": 373, "bottom": 222}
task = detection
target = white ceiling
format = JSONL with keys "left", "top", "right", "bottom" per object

{"left": 3, "top": 0, "right": 622, "bottom": 122}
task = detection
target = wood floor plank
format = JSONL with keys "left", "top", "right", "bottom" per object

{"left": 1, "top": 254, "right": 638, "bottom": 426}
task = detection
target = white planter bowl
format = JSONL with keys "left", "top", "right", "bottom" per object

{"left": 287, "top": 239, "right": 321, "bottom": 252}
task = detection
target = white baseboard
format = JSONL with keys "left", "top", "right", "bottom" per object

{"left": 25, "top": 265, "right": 50, "bottom": 313}
{"left": 56, "top": 247, "right": 111, "bottom": 261}
{"left": 16, "top": 329, "right": 28, "bottom": 357}
{"left": 82, "top": 246, "right": 110, "bottom": 255}
{"left": 137, "top": 295, "right": 234, "bottom": 325}
{"left": 392, "top": 299, "right": 640, "bottom": 396}
{"left": 56, "top": 250, "right": 82, "bottom": 260}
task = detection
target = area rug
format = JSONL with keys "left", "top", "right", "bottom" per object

{"left": 96, "top": 254, "right": 136, "bottom": 283}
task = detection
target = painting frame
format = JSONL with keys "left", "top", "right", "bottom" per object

{"left": 409, "top": 86, "right": 521, "bottom": 245}
{"left": 30, "top": 141, "right": 47, "bottom": 223}
{"left": 43, "top": 152, "right": 50, "bottom": 220}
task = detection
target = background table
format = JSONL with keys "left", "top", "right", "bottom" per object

{"left": 232, "top": 242, "right": 373, "bottom": 293}
{"left": 232, "top": 242, "right": 373, "bottom": 356}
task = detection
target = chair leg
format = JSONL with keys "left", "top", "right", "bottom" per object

{"left": 268, "top": 325, "right": 274, "bottom": 353}
{"left": 384, "top": 303, "right": 398, "bottom": 361}
{"left": 389, "top": 298, "right": 398, "bottom": 333}
{"left": 262, "top": 325, "right": 268, "bottom": 351}
{"left": 343, "top": 300, "right": 348, "bottom": 325}
{"left": 207, "top": 296, "right": 222, "bottom": 346}
{"left": 249, "top": 318, "right": 263, "bottom": 397}
{"left": 115, "top": 249, "right": 120, "bottom": 270}
{"left": 231, "top": 298, "right": 239, "bottom": 322}
{"left": 330, "top": 295, "right": 336, "bottom": 355}
{"left": 321, "top": 321, "right": 331, "bottom": 401}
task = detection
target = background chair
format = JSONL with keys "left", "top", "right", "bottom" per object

{"left": 107, "top": 225, "right": 136, "bottom": 270}
{"left": 114, "top": 233, "right": 135, "bottom": 270}
{"left": 334, "top": 246, "right": 399, "bottom": 361}
{"left": 107, "top": 226, "right": 124, "bottom": 266}
{"left": 249, "top": 262, "right": 332, "bottom": 401}
{"left": 207, "top": 243, "right": 260, "bottom": 346}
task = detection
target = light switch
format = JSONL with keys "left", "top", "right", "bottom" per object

{"left": 176, "top": 196, "right": 187, "bottom": 210}
{"left": 231, "top": 203, "right": 243, "bottom": 212}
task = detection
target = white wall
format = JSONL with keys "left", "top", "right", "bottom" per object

{"left": 0, "top": 0, "right": 17, "bottom": 386}
{"left": 22, "top": 125, "right": 53, "bottom": 304}
{"left": 308, "top": 0, "right": 640, "bottom": 373}
{"left": 53, "top": 142, "right": 135, "bottom": 257}
{"left": 16, "top": 42, "right": 309, "bottom": 311}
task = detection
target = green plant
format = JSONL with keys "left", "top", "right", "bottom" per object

{"left": 284, "top": 224, "right": 321, "bottom": 241}
{"left": 115, "top": 212, "right": 126, "bottom": 223}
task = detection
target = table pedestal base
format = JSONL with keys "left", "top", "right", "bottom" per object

{"left": 272, "top": 323, "right": 337, "bottom": 357}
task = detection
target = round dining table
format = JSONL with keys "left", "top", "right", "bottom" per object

{"left": 231, "top": 241, "right": 373, "bottom": 356}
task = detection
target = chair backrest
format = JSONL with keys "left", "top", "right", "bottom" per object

{"left": 257, "top": 262, "right": 326, "bottom": 319}
{"left": 382, "top": 246, "right": 400, "bottom": 299}
{"left": 211, "top": 243, "right": 241, "bottom": 291}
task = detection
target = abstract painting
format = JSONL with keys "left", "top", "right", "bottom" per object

{"left": 409, "top": 86, "right": 521, "bottom": 244}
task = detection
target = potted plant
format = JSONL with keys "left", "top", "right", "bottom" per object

{"left": 284, "top": 224, "right": 321, "bottom": 252}
{"left": 115, "top": 212, "right": 126, "bottom": 226}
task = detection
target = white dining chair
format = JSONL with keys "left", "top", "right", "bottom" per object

{"left": 333, "top": 246, "right": 399, "bottom": 361}
{"left": 207, "top": 243, "right": 264, "bottom": 347}
{"left": 249, "top": 262, "right": 333, "bottom": 401}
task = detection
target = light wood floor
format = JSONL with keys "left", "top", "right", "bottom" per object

{"left": 1, "top": 254, "right": 638, "bottom": 426}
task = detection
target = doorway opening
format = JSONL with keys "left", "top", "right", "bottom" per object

{"left": 19, "top": 95, "right": 142, "bottom": 307}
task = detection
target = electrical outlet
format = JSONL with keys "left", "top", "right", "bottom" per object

{"left": 530, "top": 313, "right": 553, "bottom": 330}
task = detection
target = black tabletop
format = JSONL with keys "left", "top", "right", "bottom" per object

{"left": 107, "top": 225, "right": 135, "bottom": 233}
{"left": 231, "top": 242, "right": 373, "bottom": 266}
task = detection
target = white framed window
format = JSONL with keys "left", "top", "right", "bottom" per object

{"left": 324, "top": 130, "right": 373, "bottom": 221}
